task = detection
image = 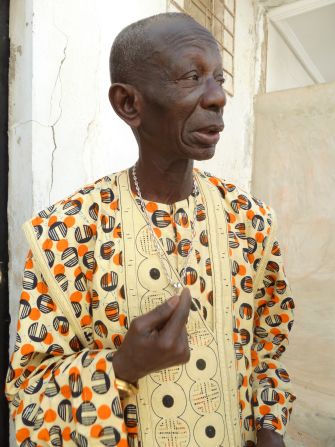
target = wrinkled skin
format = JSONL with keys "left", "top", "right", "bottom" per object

{"left": 109, "top": 17, "right": 284, "bottom": 447}
{"left": 109, "top": 19, "right": 226, "bottom": 204}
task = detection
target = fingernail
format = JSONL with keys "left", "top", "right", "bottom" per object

{"left": 167, "top": 295, "right": 180, "bottom": 307}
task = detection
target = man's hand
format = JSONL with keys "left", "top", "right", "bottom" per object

{"left": 112, "top": 288, "right": 192, "bottom": 383}
{"left": 257, "top": 429, "right": 285, "bottom": 447}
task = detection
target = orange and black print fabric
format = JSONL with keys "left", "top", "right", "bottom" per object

{"left": 6, "top": 169, "right": 295, "bottom": 446}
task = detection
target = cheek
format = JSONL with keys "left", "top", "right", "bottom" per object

{"left": 141, "top": 90, "right": 195, "bottom": 137}
{"left": 180, "top": 98, "right": 202, "bottom": 129}
{"left": 159, "top": 109, "right": 185, "bottom": 135}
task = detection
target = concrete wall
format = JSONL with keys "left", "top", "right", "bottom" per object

{"left": 266, "top": 21, "right": 314, "bottom": 92}
{"left": 252, "top": 81, "right": 335, "bottom": 447}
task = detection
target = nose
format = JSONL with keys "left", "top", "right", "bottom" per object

{"left": 200, "top": 77, "right": 227, "bottom": 112}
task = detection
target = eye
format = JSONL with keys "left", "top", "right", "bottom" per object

{"left": 216, "top": 76, "right": 226, "bottom": 86}
{"left": 189, "top": 74, "right": 199, "bottom": 81}
{"left": 179, "top": 71, "right": 200, "bottom": 83}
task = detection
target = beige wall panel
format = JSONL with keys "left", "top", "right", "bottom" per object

{"left": 252, "top": 82, "right": 335, "bottom": 447}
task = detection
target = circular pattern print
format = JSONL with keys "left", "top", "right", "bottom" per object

{"left": 194, "top": 413, "right": 225, "bottom": 447}
{"left": 155, "top": 417, "right": 190, "bottom": 447}
{"left": 151, "top": 383, "right": 186, "bottom": 418}
{"left": 190, "top": 380, "right": 221, "bottom": 415}
{"left": 186, "top": 346, "right": 217, "bottom": 381}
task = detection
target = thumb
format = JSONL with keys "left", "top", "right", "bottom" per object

{"left": 143, "top": 295, "right": 180, "bottom": 330}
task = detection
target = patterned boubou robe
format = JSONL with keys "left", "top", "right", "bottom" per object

{"left": 6, "top": 169, "right": 295, "bottom": 447}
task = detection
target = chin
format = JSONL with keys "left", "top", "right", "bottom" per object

{"left": 190, "top": 145, "right": 216, "bottom": 161}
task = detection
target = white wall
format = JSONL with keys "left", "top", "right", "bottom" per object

{"left": 200, "top": 0, "right": 261, "bottom": 189}
{"left": 266, "top": 21, "right": 314, "bottom": 92}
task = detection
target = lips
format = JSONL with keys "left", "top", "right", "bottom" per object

{"left": 192, "top": 123, "right": 224, "bottom": 146}
{"left": 196, "top": 124, "right": 224, "bottom": 133}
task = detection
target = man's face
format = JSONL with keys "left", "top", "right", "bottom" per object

{"left": 137, "top": 21, "right": 227, "bottom": 161}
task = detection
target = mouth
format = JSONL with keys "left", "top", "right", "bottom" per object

{"left": 192, "top": 124, "right": 224, "bottom": 146}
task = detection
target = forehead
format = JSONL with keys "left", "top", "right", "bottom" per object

{"left": 149, "top": 20, "right": 222, "bottom": 69}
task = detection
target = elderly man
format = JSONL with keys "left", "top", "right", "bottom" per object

{"left": 6, "top": 12, "right": 295, "bottom": 447}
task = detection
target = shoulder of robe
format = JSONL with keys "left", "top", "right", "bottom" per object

{"left": 22, "top": 171, "right": 120, "bottom": 261}
{"left": 198, "top": 170, "right": 276, "bottom": 255}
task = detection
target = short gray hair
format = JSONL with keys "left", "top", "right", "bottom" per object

{"left": 109, "top": 12, "right": 200, "bottom": 86}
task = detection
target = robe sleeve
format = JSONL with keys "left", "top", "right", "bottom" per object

{"left": 6, "top": 250, "right": 128, "bottom": 447}
{"left": 251, "top": 211, "right": 296, "bottom": 436}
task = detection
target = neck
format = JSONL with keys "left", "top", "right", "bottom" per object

{"left": 129, "top": 155, "right": 194, "bottom": 204}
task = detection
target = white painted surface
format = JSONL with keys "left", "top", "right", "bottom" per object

{"left": 266, "top": 21, "right": 314, "bottom": 91}
{"left": 201, "top": 0, "right": 261, "bottom": 188}
{"left": 31, "top": 0, "right": 166, "bottom": 209}
{"left": 265, "top": 0, "right": 335, "bottom": 18}
{"left": 258, "top": 0, "right": 297, "bottom": 7}
{"left": 286, "top": 2, "right": 335, "bottom": 82}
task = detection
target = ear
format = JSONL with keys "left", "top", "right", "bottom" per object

{"left": 109, "top": 83, "right": 142, "bottom": 128}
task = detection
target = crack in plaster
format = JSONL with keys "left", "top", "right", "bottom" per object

{"left": 83, "top": 116, "right": 97, "bottom": 180}
{"left": 50, "top": 125, "right": 58, "bottom": 201}
{"left": 11, "top": 28, "right": 69, "bottom": 205}
{"left": 10, "top": 119, "right": 50, "bottom": 130}
{"left": 82, "top": 31, "right": 102, "bottom": 182}
{"left": 49, "top": 23, "right": 69, "bottom": 203}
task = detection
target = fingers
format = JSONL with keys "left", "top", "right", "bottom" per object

{"left": 161, "top": 288, "right": 192, "bottom": 338}
{"left": 139, "top": 294, "right": 180, "bottom": 331}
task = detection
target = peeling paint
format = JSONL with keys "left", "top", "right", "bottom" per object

{"left": 253, "top": 3, "right": 268, "bottom": 94}
{"left": 8, "top": 43, "right": 22, "bottom": 83}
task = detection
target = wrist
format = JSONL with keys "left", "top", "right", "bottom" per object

{"left": 257, "top": 429, "right": 285, "bottom": 447}
{"left": 112, "top": 349, "right": 139, "bottom": 384}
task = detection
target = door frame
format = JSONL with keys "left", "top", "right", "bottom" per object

{"left": 0, "top": 0, "right": 10, "bottom": 445}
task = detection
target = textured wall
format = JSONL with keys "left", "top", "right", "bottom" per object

{"left": 252, "top": 82, "right": 335, "bottom": 447}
